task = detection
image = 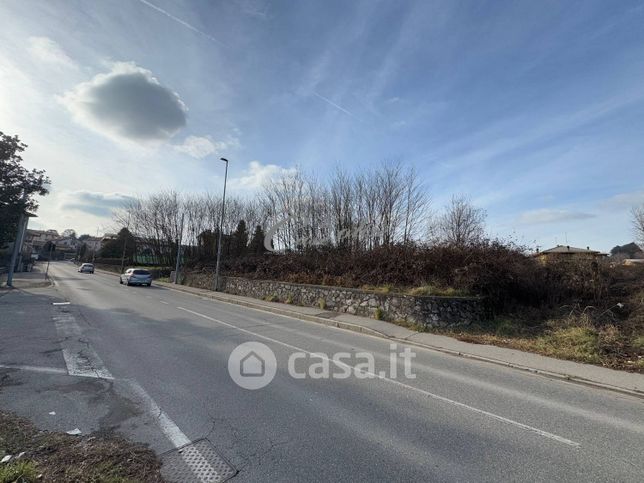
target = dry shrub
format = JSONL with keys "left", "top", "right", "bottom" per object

{"left": 217, "top": 240, "right": 616, "bottom": 313}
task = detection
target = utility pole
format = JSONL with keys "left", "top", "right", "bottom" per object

{"left": 92, "top": 226, "right": 99, "bottom": 263}
{"left": 6, "top": 192, "right": 28, "bottom": 287}
{"left": 213, "top": 157, "right": 229, "bottom": 291}
{"left": 45, "top": 242, "right": 54, "bottom": 279}
{"left": 174, "top": 213, "right": 185, "bottom": 284}
{"left": 119, "top": 214, "right": 131, "bottom": 274}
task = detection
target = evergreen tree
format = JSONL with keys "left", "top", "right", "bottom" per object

{"left": 231, "top": 220, "right": 249, "bottom": 258}
{"left": 248, "top": 225, "right": 267, "bottom": 255}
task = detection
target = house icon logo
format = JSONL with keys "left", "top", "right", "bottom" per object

{"left": 228, "top": 342, "right": 277, "bottom": 390}
{"left": 240, "top": 351, "right": 265, "bottom": 377}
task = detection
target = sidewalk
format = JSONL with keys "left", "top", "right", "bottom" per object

{"left": 0, "top": 263, "right": 51, "bottom": 289}
{"left": 99, "top": 269, "right": 644, "bottom": 397}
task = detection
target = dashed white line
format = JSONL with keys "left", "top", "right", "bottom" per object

{"left": 159, "top": 300, "right": 169, "bottom": 305}
{"left": 176, "top": 306, "right": 581, "bottom": 448}
{"left": 52, "top": 307, "right": 113, "bottom": 379}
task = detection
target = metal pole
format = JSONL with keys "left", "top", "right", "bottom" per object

{"left": 174, "top": 213, "right": 184, "bottom": 284}
{"left": 45, "top": 242, "right": 53, "bottom": 279}
{"left": 7, "top": 191, "right": 28, "bottom": 287}
{"left": 14, "top": 212, "right": 29, "bottom": 272}
{"left": 214, "top": 158, "right": 229, "bottom": 291}
{"left": 6, "top": 212, "right": 26, "bottom": 287}
{"left": 119, "top": 214, "right": 131, "bottom": 274}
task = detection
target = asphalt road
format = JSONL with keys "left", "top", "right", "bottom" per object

{"left": 2, "top": 261, "right": 643, "bottom": 482}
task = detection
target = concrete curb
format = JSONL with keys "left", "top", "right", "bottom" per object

{"left": 94, "top": 268, "right": 644, "bottom": 399}
{"left": 0, "top": 278, "right": 53, "bottom": 290}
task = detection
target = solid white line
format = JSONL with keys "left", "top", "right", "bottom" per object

{"left": 126, "top": 379, "right": 221, "bottom": 480}
{"left": 176, "top": 306, "right": 581, "bottom": 448}
{"left": 0, "top": 364, "right": 67, "bottom": 375}
{"left": 127, "top": 379, "right": 190, "bottom": 446}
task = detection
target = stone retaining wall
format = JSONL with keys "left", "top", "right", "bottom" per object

{"left": 183, "top": 272, "right": 487, "bottom": 328}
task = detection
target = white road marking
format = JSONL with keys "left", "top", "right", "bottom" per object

{"left": 0, "top": 364, "right": 67, "bottom": 375}
{"left": 52, "top": 307, "right": 113, "bottom": 379}
{"left": 52, "top": 302, "right": 70, "bottom": 305}
{"left": 159, "top": 300, "right": 169, "bottom": 305}
{"left": 127, "top": 379, "right": 190, "bottom": 446}
{"left": 176, "top": 306, "right": 581, "bottom": 448}
{"left": 127, "top": 379, "right": 221, "bottom": 481}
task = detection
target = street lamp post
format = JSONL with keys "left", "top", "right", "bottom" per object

{"left": 119, "top": 213, "right": 131, "bottom": 274}
{"left": 213, "top": 157, "right": 229, "bottom": 291}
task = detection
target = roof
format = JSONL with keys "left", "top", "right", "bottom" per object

{"left": 537, "top": 245, "right": 603, "bottom": 255}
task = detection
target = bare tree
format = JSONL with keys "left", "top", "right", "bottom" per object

{"left": 632, "top": 205, "right": 644, "bottom": 248}
{"left": 437, "top": 195, "right": 486, "bottom": 246}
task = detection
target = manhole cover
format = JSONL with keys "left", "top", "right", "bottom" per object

{"left": 161, "top": 439, "right": 237, "bottom": 483}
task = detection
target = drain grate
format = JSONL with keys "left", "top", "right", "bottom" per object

{"left": 161, "top": 439, "right": 237, "bottom": 483}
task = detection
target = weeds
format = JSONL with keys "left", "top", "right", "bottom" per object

{"left": 0, "top": 460, "right": 39, "bottom": 482}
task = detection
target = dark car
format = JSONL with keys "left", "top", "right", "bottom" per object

{"left": 120, "top": 268, "right": 152, "bottom": 286}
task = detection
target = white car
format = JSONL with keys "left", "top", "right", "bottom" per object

{"left": 120, "top": 268, "right": 153, "bottom": 286}
{"left": 78, "top": 263, "right": 94, "bottom": 274}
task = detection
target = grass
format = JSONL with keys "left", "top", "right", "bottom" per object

{"left": 318, "top": 298, "right": 326, "bottom": 310}
{"left": 360, "top": 284, "right": 469, "bottom": 297}
{"left": 0, "top": 460, "right": 39, "bottom": 482}
{"left": 264, "top": 294, "right": 278, "bottom": 302}
{"left": 374, "top": 307, "right": 383, "bottom": 320}
{"left": 0, "top": 411, "right": 163, "bottom": 482}
{"left": 361, "top": 284, "right": 393, "bottom": 294}
{"left": 406, "top": 285, "right": 469, "bottom": 297}
{"left": 428, "top": 311, "right": 644, "bottom": 370}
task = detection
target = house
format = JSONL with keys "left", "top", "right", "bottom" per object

{"left": 23, "top": 229, "right": 60, "bottom": 252}
{"left": 82, "top": 236, "right": 103, "bottom": 253}
{"left": 534, "top": 245, "right": 608, "bottom": 263}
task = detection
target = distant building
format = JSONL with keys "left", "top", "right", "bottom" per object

{"left": 56, "top": 237, "right": 81, "bottom": 250}
{"left": 23, "top": 229, "right": 60, "bottom": 252}
{"left": 534, "top": 245, "right": 608, "bottom": 263}
{"left": 83, "top": 236, "right": 103, "bottom": 253}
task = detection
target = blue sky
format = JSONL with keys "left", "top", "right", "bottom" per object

{"left": 1, "top": 0, "right": 643, "bottom": 251}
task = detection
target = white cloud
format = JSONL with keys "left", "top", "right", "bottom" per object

{"left": 59, "top": 62, "right": 187, "bottom": 143}
{"left": 174, "top": 134, "right": 240, "bottom": 159}
{"left": 232, "top": 161, "right": 297, "bottom": 189}
{"left": 518, "top": 209, "right": 596, "bottom": 225}
{"left": 599, "top": 191, "right": 644, "bottom": 209}
{"left": 59, "top": 190, "right": 136, "bottom": 217}
{"left": 27, "top": 36, "right": 76, "bottom": 68}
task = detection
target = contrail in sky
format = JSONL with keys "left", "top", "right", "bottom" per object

{"left": 313, "top": 91, "right": 360, "bottom": 121}
{"left": 137, "top": 0, "right": 226, "bottom": 46}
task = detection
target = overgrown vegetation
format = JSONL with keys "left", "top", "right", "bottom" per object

{"left": 104, "top": 164, "right": 643, "bottom": 371}
{"left": 216, "top": 243, "right": 644, "bottom": 371}
{"left": 0, "top": 411, "right": 163, "bottom": 482}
